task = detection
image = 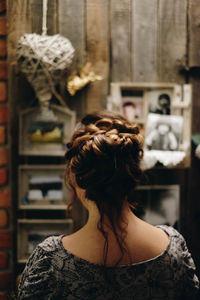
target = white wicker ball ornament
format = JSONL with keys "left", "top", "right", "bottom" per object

{"left": 17, "top": 33, "right": 75, "bottom": 104}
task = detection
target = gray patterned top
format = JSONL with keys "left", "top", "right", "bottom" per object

{"left": 18, "top": 225, "right": 199, "bottom": 299}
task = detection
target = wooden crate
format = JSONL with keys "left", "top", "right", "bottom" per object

{"left": 19, "top": 104, "right": 76, "bottom": 156}
{"left": 109, "top": 82, "right": 192, "bottom": 167}
{"left": 18, "top": 165, "right": 70, "bottom": 210}
{"left": 17, "top": 219, "right": 73, "bottom": 263}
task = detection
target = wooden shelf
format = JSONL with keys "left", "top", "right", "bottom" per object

{"left": 18, "top": 219, "right": 73, "bottom": 224}
{"left": 17, "top": 218, "right": 74, "bottom": 263}
{"left": 19, "top": 205, "right": 67, "bottom": 210}
{"left": 18, "top": 165, "right": 70, "bottom": 209}
{"left": 19, "top": 104, "right": 76, "bottom": 156}
{"left": 18, "top": 259, "right": 28, "bottom": 264}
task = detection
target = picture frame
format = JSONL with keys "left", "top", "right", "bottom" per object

{"left": 17, "top": 219, "right": 73, "bottom": 263}
{"left": 19, "top": 104, "right": 76, "bottom": 156}
{"left": 18, "top": 165, "right": 70, "bottom": 210}
{"left": 147, "top": 88, "right": 172, "bottom": 115}
{"left": 134, "top": 185, "right": 180, "bottom": 229}
{"left": 145, "top": 113, "right": 183, "bottom": 151}
{"left": 121, "top": 88, "right": 145, "bottom": 124}
{"left": 109, "top": 82, "right": 182, "bottom": 123}
{"left": 109, "top": 82, "right": 192, "bottom": 167}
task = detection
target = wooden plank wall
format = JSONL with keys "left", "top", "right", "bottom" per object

{"left": 8, "top": 0, "right": 188, "bottom": 123}
{"left": 110, "top": 0, "right": 131, "bottom": 82}
{"left": 58, "top": 0, "right": 86, "bottom": 120}
{"left": 7, "top": 0, "right": 200, "bottom": 275}
{"left": 132, "top": 0, "right": 158, "bottom": 82}
{"left": 158, "top": 0, "right": 187, "bottom": 83}
{"left": 86, "top": 0, "right": 110, "bottom": 112}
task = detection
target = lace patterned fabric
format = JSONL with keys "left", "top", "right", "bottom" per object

{"left": 18, "top": 225, "right": 199, "bottom": 299}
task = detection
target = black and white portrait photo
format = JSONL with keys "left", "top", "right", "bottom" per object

{"left": 145, "top": 113, "right": 183, "bottom": 151}
{"left": 147, "top": 89, "right": 172, "bottom": 115}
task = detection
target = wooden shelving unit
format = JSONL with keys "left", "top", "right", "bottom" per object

{"left": 17, "top": 106, "right": 77, "bottom": 265}
{"left": 17, "top": 219, "right": 73, "bottom": 263}
{"left": 18, "top": 165, "right": 70, "bottom": 210}
{"left": 17, "top": 164, "right": 75, "bottom": 264}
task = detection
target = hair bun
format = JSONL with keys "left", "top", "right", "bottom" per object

{"left": 65, "top": 113, "right": 143, "bottom": 207}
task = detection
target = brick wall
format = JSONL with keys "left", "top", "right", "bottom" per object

{"left": 0, "top": 0, "right": 12, "bottom": 298}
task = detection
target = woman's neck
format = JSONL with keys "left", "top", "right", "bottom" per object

{"left": 84, "top": 201, "right": 137, "bottom": 234}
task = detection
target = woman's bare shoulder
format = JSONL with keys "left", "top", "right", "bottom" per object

{"left": 125, "top": 217, "right": 170, "bottom": 263}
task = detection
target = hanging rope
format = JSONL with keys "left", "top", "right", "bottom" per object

{"left": 42, "top": 0, "right": 48, "bottom": 36}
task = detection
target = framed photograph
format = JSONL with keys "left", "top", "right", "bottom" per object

{"left": 147, "top": 89, "right": 172, "bottom": 115}
{"left": 145, "top": 113, "right": 183, "bottom": 151}
{"left": 109, "top": 82, "right": 182, "bottom": 123}
{"left": 109, "top": 82, "right": 191, "bottom": 167}
{"left": 18, "top": 165, "right": 70, "bottom": 210}
{"left": 134, "top": 185, "right": 180, "bottom": 229}
{"left": 121, "top": 89, "right": 144, "bottom": 123}
{"left": 109, "top": 83, "right": 148, "bottom": 124}
{"left": 19, "top": 104, "right": 76, "bottom": 156}
{"left": 17, "top": 219, "right": 73, "bottom": 262}
{"left": 28, "top": 121, "right": 64, "bottom": 143}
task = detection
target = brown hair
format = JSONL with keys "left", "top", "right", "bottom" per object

{"left": 65, "top": 110, "right": 143, "bottom": 265}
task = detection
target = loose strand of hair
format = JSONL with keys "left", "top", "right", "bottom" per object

{"left": 109, "top": 213, "right": 132, "bottom": 266}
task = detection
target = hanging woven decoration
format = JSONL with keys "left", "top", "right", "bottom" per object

{"left": 16, "top": 0, "right": 75, "bottom": 115}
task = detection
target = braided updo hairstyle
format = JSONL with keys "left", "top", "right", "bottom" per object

{"left": 65, "top": 110, "right": 143, "bottom": 265}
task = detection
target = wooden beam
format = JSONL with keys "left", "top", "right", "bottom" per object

{"left": 58, "top": 0, "right": 85, "bottom": 66}
{"left": 86, "top": 0, "right": 110, "bottom": 112}
{"left": 7, "top": 0, "right": 32, "bottom": 62}
{"left": 58, "top": 0, "right": 86, "bottom": 120}
{"left": 32, "top": 0, "right": 58, "bottom": 35}
{"left": 189, "top": 0, "right": 200, "bottom": 67}
{"left": 47, "top": 0, "right": 58, "bottom": 35}
{"left": 132, "top": 0, "right": 158, "bottom": 82}
{"left": 31, "top": 0, "right": 42, "bottom": 34}
{"left": 110, "top": 0, "right": 131, "bottom": 82}
{"left": 158, "top": 0, "right": 187, "bottom": 83}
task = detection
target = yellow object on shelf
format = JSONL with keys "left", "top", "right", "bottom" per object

{"left": 67, "top": 62, "right": 103, "bottom": 96}
{"left": 30, "top": 127, "right": 62, "bottom": 143}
